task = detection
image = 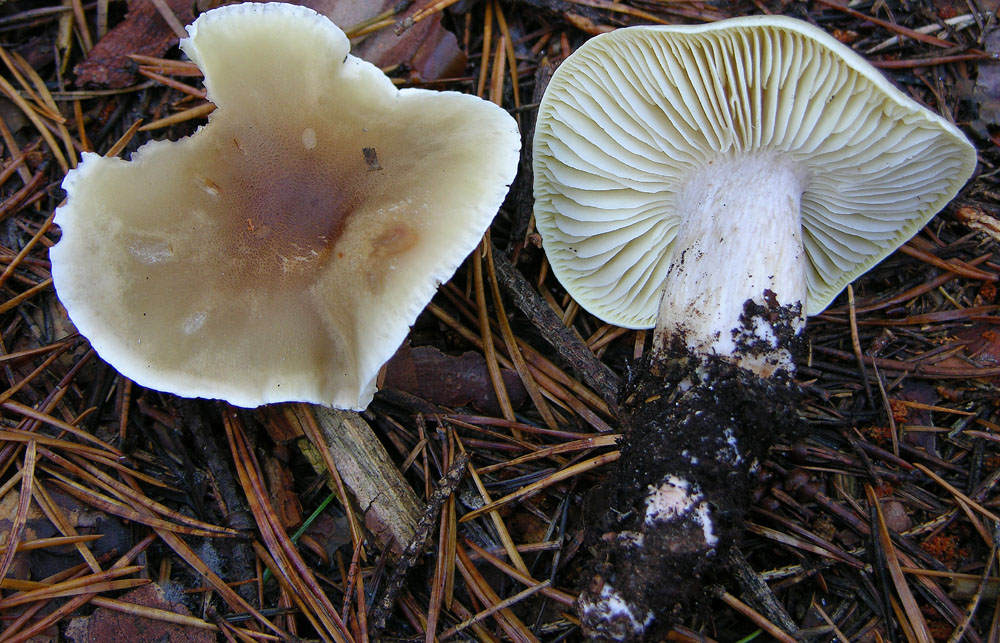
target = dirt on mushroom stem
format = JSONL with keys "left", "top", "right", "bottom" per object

{"left": 576, "top": 295, "right": 807, "bottom": 640}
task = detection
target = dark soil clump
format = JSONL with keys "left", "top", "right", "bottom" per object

{"left": 577, "top": 301, "right": 807, "bottom": 640}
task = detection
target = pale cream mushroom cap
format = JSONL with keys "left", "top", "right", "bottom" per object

{"left": 50, "top": 2, "right": 521, "bottom": 409}
{"left": 533, "top": 16, "right": 977, "bottom": 330}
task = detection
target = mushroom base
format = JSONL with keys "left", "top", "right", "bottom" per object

{"left": 577, "top": 302, "right": 805, "bottom": 640}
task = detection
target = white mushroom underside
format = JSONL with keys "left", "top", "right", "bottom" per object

{"left": 533, "top": 16, "right": 976, "bottom": 329}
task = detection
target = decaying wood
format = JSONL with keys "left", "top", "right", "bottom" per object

{"left": 290, "top": 404, "right": 422, "bottom": 556}
{"left": 492, "top": 244, "right": 621, "bottom": 409}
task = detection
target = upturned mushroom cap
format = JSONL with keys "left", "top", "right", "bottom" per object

{"left": 533, "top": 16, "right": 976, "bottom": 329}
{"left": 51, "top": 3, "right": 520, "bottom": 409}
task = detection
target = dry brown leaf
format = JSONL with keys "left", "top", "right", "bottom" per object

{"left": 64, "top": 583, "right": 215, "bottom": 643}
{"left": 304, "top": 0, "right": 466, "bottom": 80}
{"left": 384, "top": 344, "right": 528, "bottom": 413}
{"left": 74, "top": 0, "right": 196, "bottom": 88}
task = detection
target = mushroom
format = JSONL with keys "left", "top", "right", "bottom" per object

{"left": 532, "top": 15, "right": 975, "bottom": 638}
{"left": 50, "top": 2, "right": 521, "bottom": 410}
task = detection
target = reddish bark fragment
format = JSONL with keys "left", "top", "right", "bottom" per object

{"left": 75, "top": 0, "right": 195, "bottom": 88}
{"left": 384, "top": 344, "right": 527, "bottom": 413}
{"left": 65, "top": 583, "right": 215, "bottom": 643}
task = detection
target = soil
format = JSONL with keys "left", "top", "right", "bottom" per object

{"left": 577, "top": 297, "right": 807, "bottom": 639}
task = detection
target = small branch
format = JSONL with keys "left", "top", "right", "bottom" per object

{"left": 491, "top": 244, "right": 621, "bottom": 410}
{"left": 370, "top": 453, "right": 470, "bottom": 641}
{"left": 299, "top": 406, "right": 423, "bottom": 556}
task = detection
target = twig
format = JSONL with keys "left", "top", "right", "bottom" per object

{"left": 710, "top": 587, "right": 799, "bottom": 643}
{"left": 491, "top": 244, "right": 621, "bottom": 409}
{"left": 726, "top": 548, "right": 798, "bottom": 635}
{"left": 370, "top": 453, "right": 470, "bottom": 641}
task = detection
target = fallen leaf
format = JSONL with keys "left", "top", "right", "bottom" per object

{"left": 933, "top": 323, "right": 1000, "bottom": 373}
{"left": 303, "top": 0, "right": 467, "bottom": 81}
{"left": 384, "top": 344, "right": 528, "bottom": 413}
{"left": 892, "top": 381, "right": 941, "bottom": 454}
{"left": 75, "top": 0, "right": 195, "bottom": 88}
{"left": 65, "top": 583, "right": 215, "bottom": 643}
{"left": 0, "top": 486, "right": 129, "bottom": 582}
{"left": 301, "top": 511, "right": 352, "bottom": 565}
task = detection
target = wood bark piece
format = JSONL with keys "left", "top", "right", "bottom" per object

{"left": 300, "top": 406, "right": 421, "bottom": 556}
{"left": 726, "top": 549, "right": 798, "bottom": 635}
{"left": 384, "top": 344, "right": 528, "bottom": 413}
{"left": 74, "top": 0, "right": 195, "bottom": 88}
{"left": 491, "top": 244, "right": 620, "bottom": 409}
{"left": 506, "top": 60, "right": 551, "bottom": 253}
{"left": 370, "top": 453, "right": 470, "bottom": 642}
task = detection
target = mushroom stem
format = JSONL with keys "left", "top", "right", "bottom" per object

{"left": 652, "top": 155, "right": 808, "bottom": 375}
{"left": 581, "top": 159, "right": 813, "bottom": 640}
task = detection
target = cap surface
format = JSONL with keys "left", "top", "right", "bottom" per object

{"left": 51, "top": 2, "right": 520, "bottom": 409}
{"left": 533, "top": 15, "right": 976, "bottom": 328}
